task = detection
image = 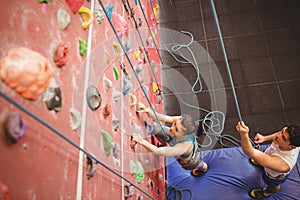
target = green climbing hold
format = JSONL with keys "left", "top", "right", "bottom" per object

{"left": 79, "top": 39, "right": 87, "bottom": 56}
{"left": 113, "top": 66, "right": 119, "bottom": 80}
{"left": 38, "top": 0, "right": 50, "bottom": 3}
{"left": 135, "top": 161, "right": 144, "bottom": 183}
{"left": 101, "top": 130, "right": 113, "bottom": 156}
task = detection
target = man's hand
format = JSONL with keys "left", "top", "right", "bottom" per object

{"left": 236, "top": 121, "right": 249, "bottom": 135}
{"left": 253, "top": 133, "right": 265, "bottom": 144}
{"left": 136, "top": 102, "right": 150, "bottom": 113}
{"left": 132, "top": 132, "right": 144, "bottom": 144}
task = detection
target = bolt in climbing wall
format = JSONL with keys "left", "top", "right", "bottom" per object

{"left": 0, "top": 0, "right": 165, "bottom": 199}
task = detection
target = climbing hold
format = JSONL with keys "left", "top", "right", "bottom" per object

{"left": 112, "top": 90, "right": 122, "bottom": 101}
{"left": 129, "top": 93, "right": 137, "bottom": 108}
{"left": 151, "top": 60, "right": 156, "bottom": 67}
{"left": 147, "top": 123, "right": 154, "bottom": 135}
{"left": 138, "top": 17, "right": 143, "bottom": 27}
{"left": 4, "top": 112, "right": 26, "bottom": 144}
{"left": 105, "top": 51, "right": 110, "bottom": 65}
{"left": 112, "top": 13, "right": 129, "bottom": 38}
{"left": 94, "top": 3, "right": 105, "bottom": 25}
{"left": 101, "top": 130, "right": 113, "bottom": 156}
{"left": 103, "top": 104, "right": 111, "bottom": 119}
{"left": 122, "top": 78, "right": 132, "bottom": 95}
{"left": 153, "top": 4, "right": 159, "bottom": 20}
{"left": 112, "top": 143, "right": 120, "bottom": 159}
{"left": 57, "top": 8, "right": 71, "bottom": 30}
{"left": 157, "top": 188, "right": 161, "bottom": 196}
{"left": 146, "top": 177, "right": 154, "bottom": 191}
{"left": 0, "top": 182, "right": 10, "bottom": 200}
{"left": 0, "top": 47, "right": 53, "bottom": 100}
{"left": 134, "top": 0, "right": 139, "bottom": 5}
{"left": 105, "top": 3, "right": 114, "bottom": 20}
{"left": 112, "top": 119, "right": 120, "bottom": 131}
{"left": 157, "top": 95, "right": 161, "bottom": 104}
{"left": 112, "top": 66, "right": 119, "bottom": 80}
{"left": 130, "top": 136, "right": 137, "bottom": 151}
{"left": 136, "top": 161, "right": 144, "bottom": 183}
{"left": 79, "top": 39, "right": 87, "bottom": 56}
{"left": 78, "top": 6, "right": 94, "bottom": 29}
{"left": 112, "top": 41, "right": 122, "bottom": 58}
{"left": 144, "top": 159, "right": 150, "bottom": 166}
{"left": 130, "top": 160, "right": 136, "bottom": 174}
{"left": 124, "top": 40, "right": 130, "bottom": 52}
{"left": 86, "top": 155, "right": 98, "bottom": 180}
{"left": 44, "top": 85, "right": 62, "bottom": 112}
{"left": 54, "top": 42, "right": 68, "bottom": 67}
{"left": 137, "top": 194, "right": 144, "bottom": 200}
{"left": 38, "top": 0, "right": 50, "bottom": 3}
{"left": 119, "top": 61, "right": 129, "bottom": 76}
{"left": 70, "top": 108, "right": 81, "bottom": 130}
{"left": 135, "top": 65, "right": 143, "bottom": 74}
{"left": 134, "top": 50, "right": 141, "bottom": 59}
{"left": 142, "top": 85, "right": 149, "bottom": 96}
{"left": 152, "top": 82, "right": 158, "bottom": 93}
{"left": 159, "top": 173, "right": 163, "bottom": 182}
{"left": 124, "top": 183, "right": 134, "bottom": 198}
{"left": 103, "top": 77, "right": 112, "bottom": 91}
{"left": 86, "top": 85, "right": 101, "bottom": 111}
{"left": 65, "top": 0, "right": 84, "bottom": 14}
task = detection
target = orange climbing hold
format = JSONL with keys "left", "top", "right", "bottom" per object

{"left": 0, "top": 47, "right": 53, "bottom": 100}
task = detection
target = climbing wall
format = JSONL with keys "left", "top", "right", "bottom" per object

{"left": 0, "top": 0, "right": 165, "bottom": 199}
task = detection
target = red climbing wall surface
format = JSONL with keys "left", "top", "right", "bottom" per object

{"left": 0, "top": 0, "right": 165, "bottom": 199}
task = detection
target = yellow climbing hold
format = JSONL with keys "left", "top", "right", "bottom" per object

{"left": 153, "top": 4, "right": 159, "bottom": 20}
{"left": 134, "top": 50, "right": 141, "bottom": 59}
{"left": 112, "top": 42, "right": 122, "bottom": 58}
{"left": 78, "top": 6, "right": 94, "bottom": 29}
{"left": 152, "top": 82, "right": 158, "bottom": 93}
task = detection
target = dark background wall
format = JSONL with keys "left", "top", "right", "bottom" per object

{"left": 158, "top": 0, "right": 300, "bottom": 149}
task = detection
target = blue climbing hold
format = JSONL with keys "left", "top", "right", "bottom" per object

{"left": 147, "top": 123, "right": 154, "bottom": 135}
{"left": 151, "top": 60, "right": 156, "bottom": 67}
{"left": 122, "top": 78, "right": 132, "bottom": 95}
{"left": 106, "top": 4, "right": 114, "bottom": 20}
{"left": 124, "top": 40, "right": 131, "bottom": 52}
{"left": 135, "top": 65, "right": 143, "bottom": 74}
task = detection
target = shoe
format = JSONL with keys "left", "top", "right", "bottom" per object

{"left": 249, "top": 188, "right": 270, "bottom": 199}
{"left": 249, "top": 158, "right": 260, "bottom": 167}
{"left": 191, "top": 168, "right": 207, "bottom": 177}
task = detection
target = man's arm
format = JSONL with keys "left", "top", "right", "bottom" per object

{"left": 137, "top": 102, "right": 179, "bottom": 123}
{"left": 132, "top": 133, "right": 189, "bottom": 156}
{"left": 236, "top": 122, "right": 290, "bottom": 173}
{"left": 254, "top": 132, "right": 280, "bottom": 144}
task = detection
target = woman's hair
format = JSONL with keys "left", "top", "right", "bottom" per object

{"left": 287, "top": 125, "right": 300, "bottom": 147}
{"left": 180, "top": 114, "right": 196, "bottom": 135}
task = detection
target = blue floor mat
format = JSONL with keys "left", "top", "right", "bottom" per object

{"left": 166, "top": 145, "right": 300, "bottom": 200}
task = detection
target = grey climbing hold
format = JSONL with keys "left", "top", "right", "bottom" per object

{"left": 86, "top": 85, "right": 101, "bottom": 111}
{"left": 70, "top": 108, "right": 81, "bottom": 130}
{"left": 57, "top": 8, "right": 71, "bottom": 30}
{"left": 44, "top": 86, "right": 62, "bottom": 112}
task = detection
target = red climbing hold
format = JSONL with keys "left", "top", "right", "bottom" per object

{"left": 54, "top": 42, "right": 68, "bottom": 67}
{"left": 0, "top": 182, "right": 10, "bottom": 200}
{"left": 65, "top": 0, "right": 84, "bottom": 14}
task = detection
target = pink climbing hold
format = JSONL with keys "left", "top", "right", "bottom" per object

{"left": 65, "top": 0, "right": 84, "bottom": 14}
{"left": 4, "top": 112, "right": 26, "bottom": 144}
{"left": 112, "top": 13, "right": 129, "bottom": 38}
